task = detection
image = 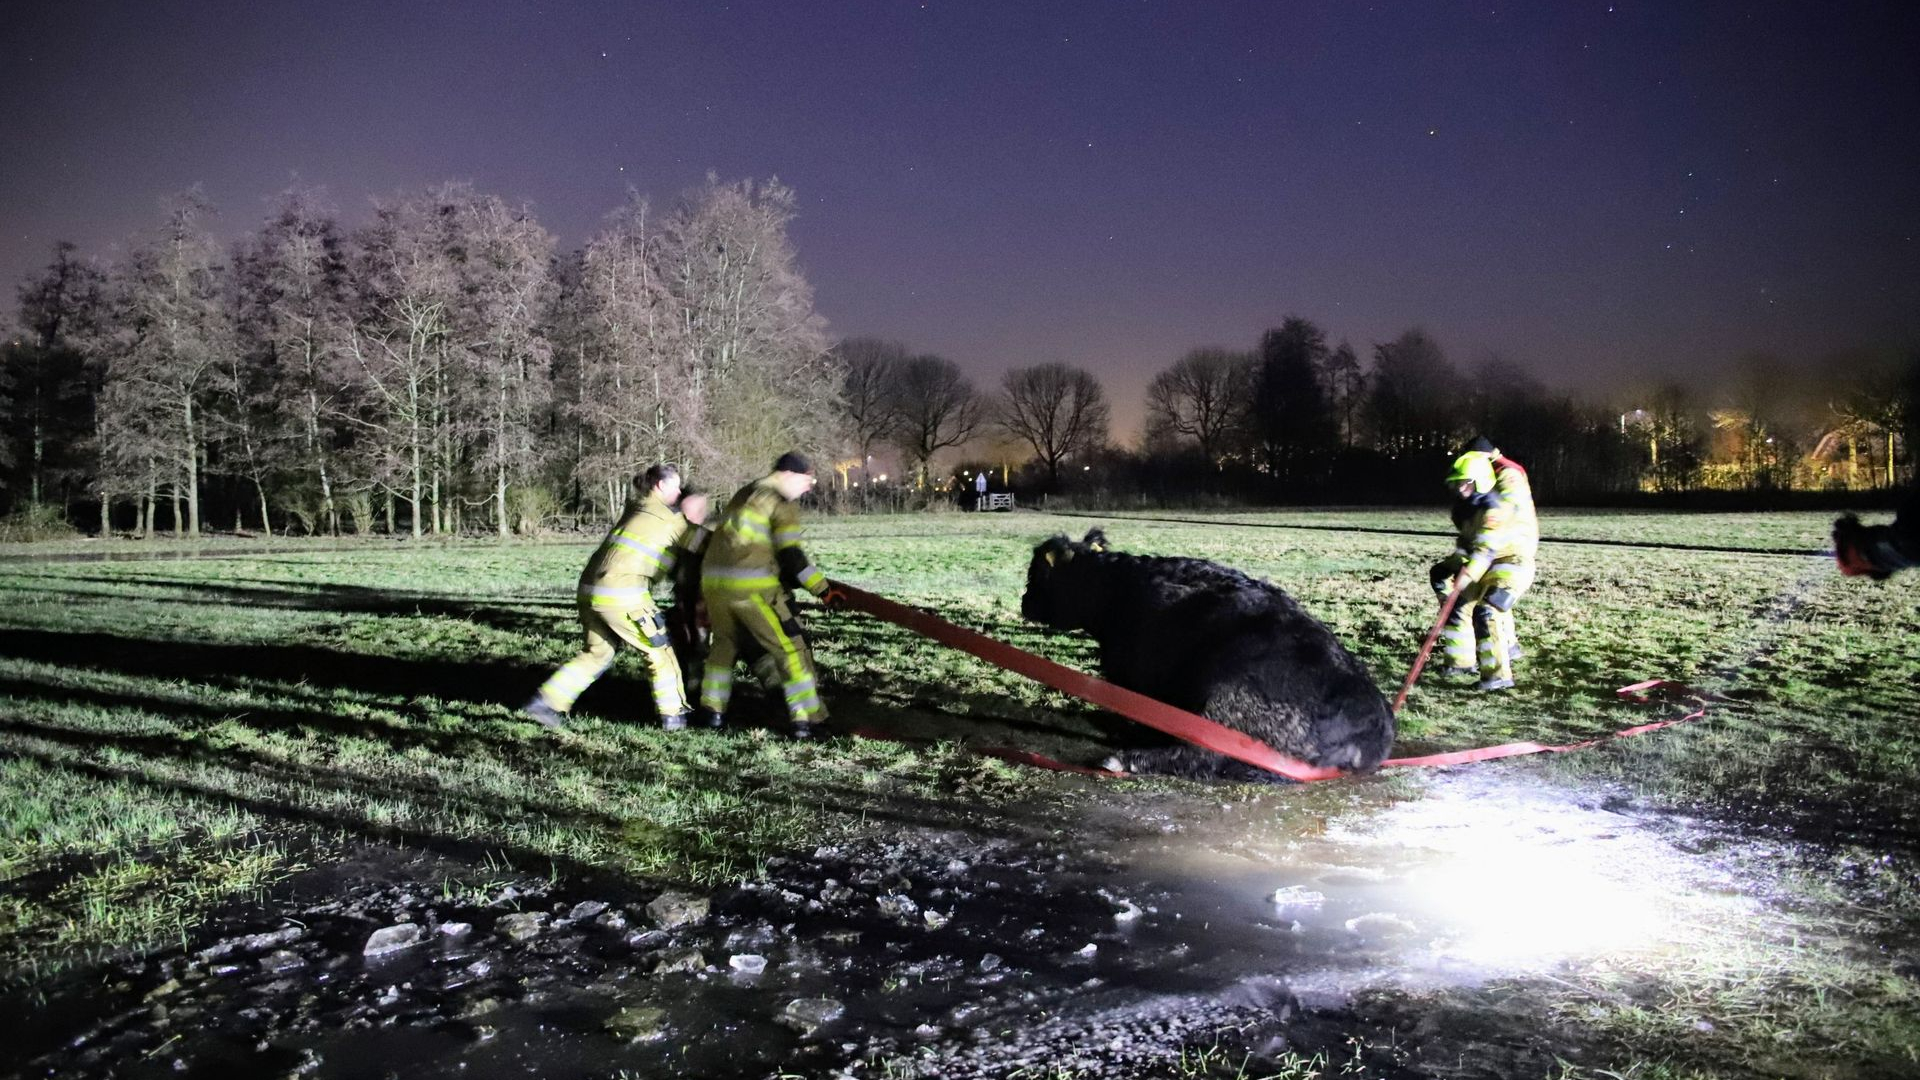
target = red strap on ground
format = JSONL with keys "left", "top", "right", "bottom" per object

{"left": 1376, "top": 679, "right": 1718, "bottom": 770}
{"left": 834, "top": 582, "right": 1344, "bottom": 781}
{"left": 833, "top": 583, "right": 1720, "bottom": 783}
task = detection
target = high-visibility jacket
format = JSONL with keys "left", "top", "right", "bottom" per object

{"left": 1456, "top": 455, "right": 1539, "bottom": 581}
{"left": 578, "top": 493, "right": 695, "bottom": 609}
{"left": 701, "top": 476, "right": 828, "bottom": 598}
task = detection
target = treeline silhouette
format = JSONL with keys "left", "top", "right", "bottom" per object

{"left": 4, "top": 180, "right": 1916, "bottom": 537}
{"left": 854, "top": 317, "right": 1918, "bottom": 509}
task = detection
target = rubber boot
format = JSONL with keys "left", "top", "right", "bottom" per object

{"left": 525, "top": 697, "right": 566, "bottom": 729}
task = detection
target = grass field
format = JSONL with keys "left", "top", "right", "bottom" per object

{"left": 2, "top": 507, "right": 1917, "bottom": 1077}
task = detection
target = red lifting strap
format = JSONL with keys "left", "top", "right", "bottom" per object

{"left": 1378, "top": 679, "right": 1720, "bottom": 769}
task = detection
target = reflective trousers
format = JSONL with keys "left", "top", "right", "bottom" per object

{"left": 669, "top": 597, "right": 786, "bottom": 696}
{"left": 1431, "top": 557, "right": 1535, "bottom": 683}
{"left": 536, "top": 596, "right": 688, "bottom": 720}
{"left": 699, "top": 588, "right": 825, "bottom": 724}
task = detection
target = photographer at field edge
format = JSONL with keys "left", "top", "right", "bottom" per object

{"left": 1833, "top": 487, "right": 1919, "bottom": 580}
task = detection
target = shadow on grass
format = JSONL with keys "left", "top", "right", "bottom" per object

{"left": 35, "top": 573, "right": 569, "bottom": 637}
{"left": 0, "top": 625, "right": 548, "bottom": 711}
{"left": 0, "top": 627, "right": 1068, "bottom": 878}
{"left": 1, "top": 710, "right": 1048, "bottom": 880}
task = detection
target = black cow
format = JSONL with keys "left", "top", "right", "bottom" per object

{"left": 1021, "top": 529, "right": 1395, "bottom": 779}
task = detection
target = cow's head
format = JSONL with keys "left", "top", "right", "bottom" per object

{"left": 1021, "top": 529, "right": 1110, "bottom": 629}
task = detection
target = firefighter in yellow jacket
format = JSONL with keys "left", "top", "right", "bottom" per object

{"left": 699, "top": 452, "right": 847, "bottom": 738}
{"left": 1430, "top": 439, "right": 1539, "bottom": 690}
{"left": 525, "top": 464, "right": 704, "bottom": 730}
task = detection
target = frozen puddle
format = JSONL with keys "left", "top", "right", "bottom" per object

{"left": 1106, "top": 765, "right": 1766, "bottom": 992}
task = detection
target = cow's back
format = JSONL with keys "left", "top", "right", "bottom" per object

{"left": 1082, "top": 552, "right": 1395, "bottom": 775}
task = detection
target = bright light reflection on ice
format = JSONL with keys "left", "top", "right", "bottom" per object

{"left": 1315, "top": 773, "right": 1726, "bottom": 975}
{"left": 1413, "top": 832, "right": 1668, "bottom": 964}
{"left": 1120, "top": 769, "right": 1765, "bottom": 992}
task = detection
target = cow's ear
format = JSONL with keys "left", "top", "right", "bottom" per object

{"left": 1083, "top": 528, "right": 1108, "bottom": 553}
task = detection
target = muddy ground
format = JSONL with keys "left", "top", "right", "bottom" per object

{"left": 4, "top": 758, "right": 1838, "bottom": 1080}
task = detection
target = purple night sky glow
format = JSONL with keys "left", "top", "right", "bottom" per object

{"left": 4, "top": 1, "right": 1917, "bottom": 436}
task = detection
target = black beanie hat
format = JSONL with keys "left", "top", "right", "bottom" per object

{"left": 1464, "top": 435, "right": 1498, "bottom": 454}
{"left": 773, "top": 451, "right": 813, "bottom": 475}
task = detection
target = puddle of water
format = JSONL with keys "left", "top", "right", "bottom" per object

{"left": 1102, "top": 766, "right": 1763, "bottom": 994}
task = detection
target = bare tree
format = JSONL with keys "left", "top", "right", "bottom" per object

{"left": 1319, "top": 340, "right": 1364, "bottom": 448}
{"left": 455, "top": 193, "right": 555, "bottom": 535}
{"left": 85, "top": 260, "right": 172, "bottom": 535}
{"left": 213, "top": 304, "right": 284, "bottom": 535}
{"left": 1362, "top": 328, "right": 1460, "bottom": 459}
{"left": 543, "top": 250, "right": 592, "bottom": 510}
{"left": 233, "top": 187, "right": 351, "bottom": 533}
{"left": 1827, "top": 368, "right": 1909, "bottom": 489}
{"left": 890, "top": 354, "right": 982, "bottom": 487}
{"left": 834, "top": 337, "right": 909, "bottom": 468}
{"left": 998, "top": 362, "right": 1110, "bottom": 487}
{"left": 345, "top": 188, "right": 461, "bottom": 536}
{"left": 1144, "top": 347, "right": 1251, "bottom": 464}
{"left": 1255, "top": 316, "right": 1338, "bottom": 483}
{"left": 9, "top": 242, "right": 104, "bottom": 514}
{"left": 101, "top": 191, "right": 231, "bottom": 536}
{"left": 655, "top": 175, "right": 837, "bottom": 485}
{"left": 574, "top": 194, "right": 678, "bottom": 513}
{"left": 1705, "top": 354, "right": 1810, "bottom": 491}
{"left": 1639, "top": 382, "right": 1706, "bottom": 492}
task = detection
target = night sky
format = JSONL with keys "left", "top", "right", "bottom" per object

{"left": 5, "top": 1, "right": 1918, "bottom": 435}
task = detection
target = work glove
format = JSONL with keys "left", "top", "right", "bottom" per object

{"left": 1833, "top": 514, "right": 1891, "bottom": 580}
{"left": 819, "top": 583, "right": 852, "bottom": 611}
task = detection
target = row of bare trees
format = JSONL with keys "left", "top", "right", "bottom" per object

{"left": 1141, "top": 316, "right": 1917, "bottom": 499}
{"left": 834, "top": 339, "right": 1112, "bottom": 491}
{"left": 2, "top": 175, "right": 838, "bottom": 536}
{"left": 6, "top": 201, "right": 1915, "bottom": 530}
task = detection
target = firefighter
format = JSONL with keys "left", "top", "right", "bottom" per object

{"left": 1430, "top": 439, "right": 1539, "bottom": 690}
{"left": 665, "top": 488, "right": 713, "bottom": 686}
{"left": 666, "top": 488, "right": 787, "bottom": 697}
{"left": 1833, "top": 486, "right": 1920, "bottom": 580}
{"left": 699, "top": 452, "right": 848, "bottom": 738}
{"left": 525, "top": 464, "right": 704, "bottom": 730}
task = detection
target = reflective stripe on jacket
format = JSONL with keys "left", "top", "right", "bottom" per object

{"left": 702, "top": 477, "right": 828, "bottom": 596}
{"left": 1459, "top": 456, "right": 1540, "bottom": 581}
{"left": 578, "top": 493, "right": 695, "bottom": 602}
